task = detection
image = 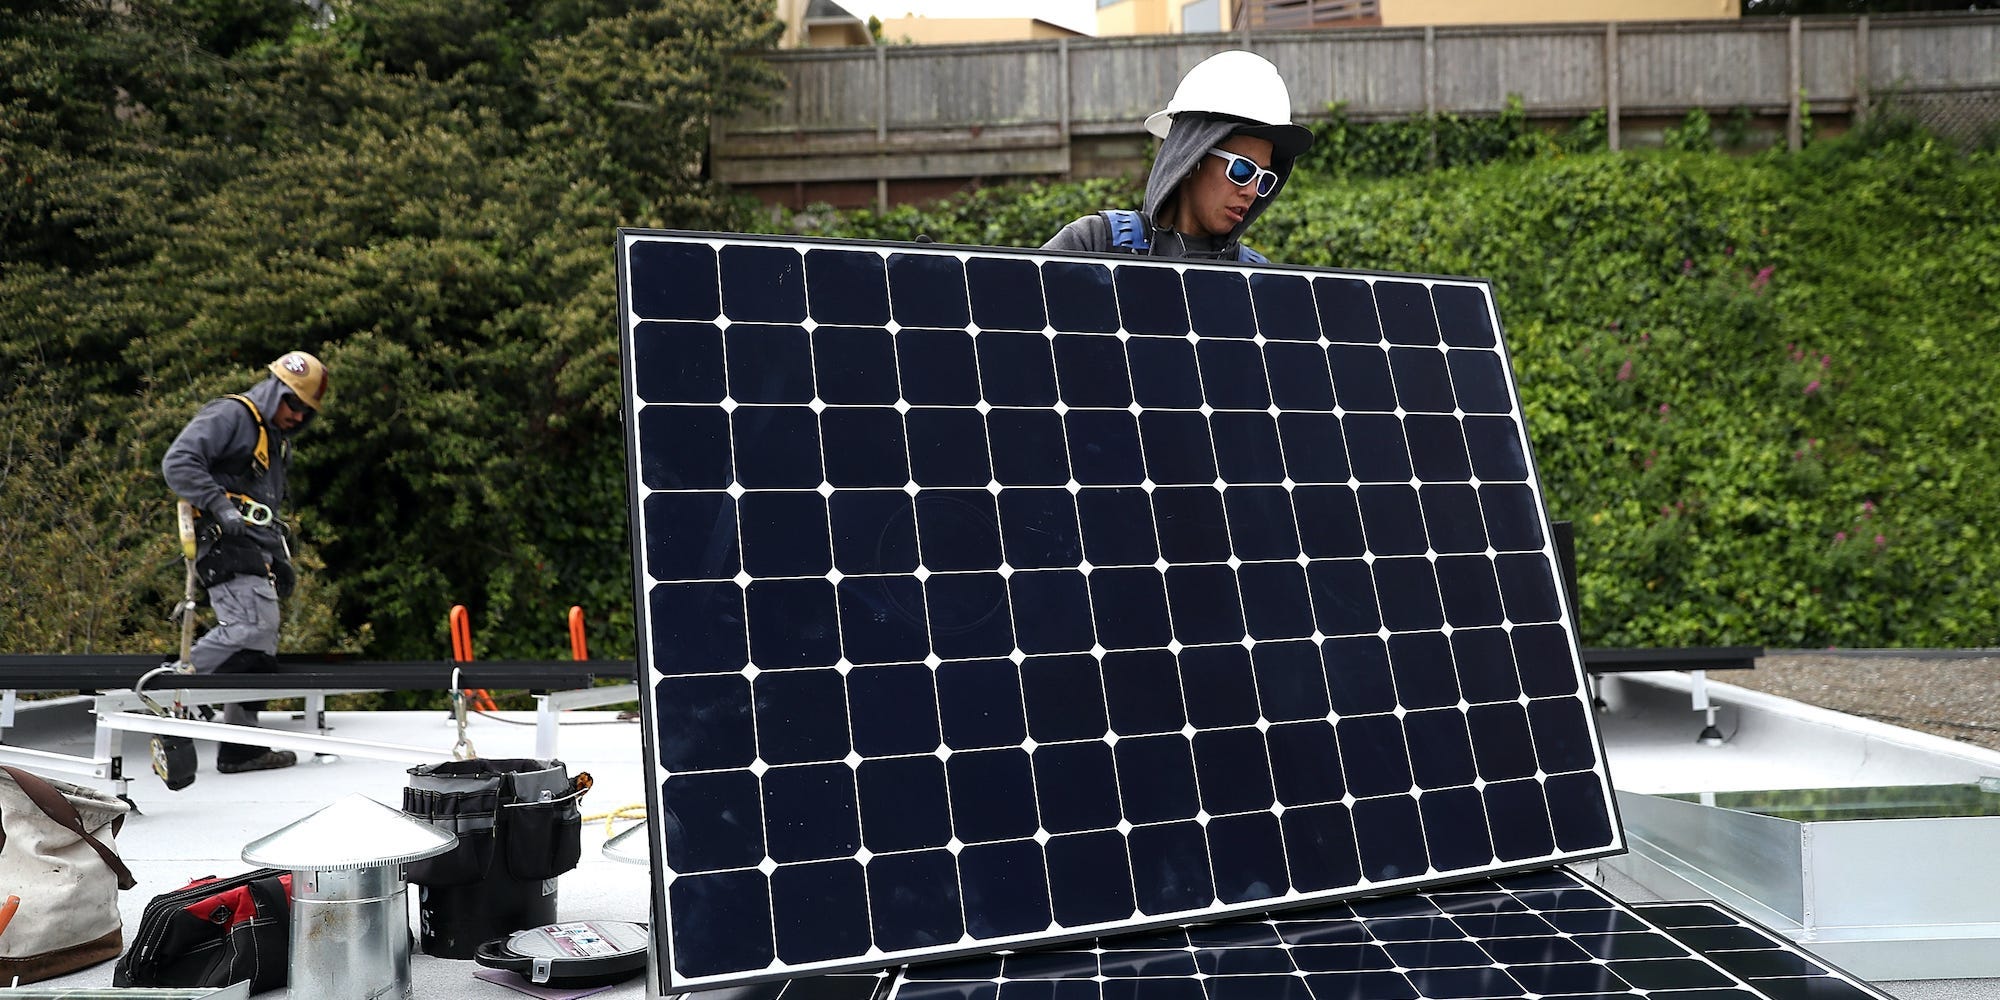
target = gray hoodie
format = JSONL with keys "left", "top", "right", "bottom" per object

{"left": 1042, "top": 112, "right": 1297, "bottom": 260}
{"left": 162, "top": 374, "right": 297, "bottom": 565}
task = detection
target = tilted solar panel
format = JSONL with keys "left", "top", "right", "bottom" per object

{"left": 616, "top": 231, "right": 1621, "bottom": 989}
{"left": 887, "top": 868, "right": 1869, "bottom": 1000}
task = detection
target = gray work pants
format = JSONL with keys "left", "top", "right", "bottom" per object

{"left": 190, "top": 572, "right": 280, "bottom": 758}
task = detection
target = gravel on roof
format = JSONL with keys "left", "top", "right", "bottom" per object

{"left": 1724, "top": 651, "right": 2000, "bottom": 753}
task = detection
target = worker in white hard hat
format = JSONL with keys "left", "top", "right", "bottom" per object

{"left": 161, "top": 350, "right": 330, "bottom": 774}
{"left": 1044, "top": 50, "right": 1314, "bottom": 262}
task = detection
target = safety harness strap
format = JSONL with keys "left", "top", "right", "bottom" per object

{"left": 1100, "top": 209, "right": 1267, "bottom": 263}
{"left": 192, "top": 395, "right": 281, "bottom": 526}
{"left": 225, "top": 393, "right": 271, "bottom": 474}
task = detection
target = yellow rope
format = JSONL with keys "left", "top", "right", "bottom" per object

{"left": 582, "top": 804, "right": 647, "bottom": 836}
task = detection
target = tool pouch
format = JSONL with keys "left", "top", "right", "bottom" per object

{"left": 195, "top": 533, "right": 269, "bottom": 589}
{"left": 402, "top": 759, "right": 584, "bottom": 886}
{"left": 151, "top": 732, "right": 198, "bottom": 792}
{"left": 114, "top": 868, "right": 291, "bottom": 994}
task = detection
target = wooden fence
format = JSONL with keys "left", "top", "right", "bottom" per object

{"left": 713, "top": 13, "right": 2000, "bottom": 207}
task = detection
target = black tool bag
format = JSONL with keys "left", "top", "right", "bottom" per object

{"left": 113, "top": 868, "right": 291, "bottom": 995}
{"left": 402, "top": 758, "right": 585, "bottom": 887}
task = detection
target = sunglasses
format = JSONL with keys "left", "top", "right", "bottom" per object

{"left": 1206, "top": 148, "right": 1279, "bottom": 197}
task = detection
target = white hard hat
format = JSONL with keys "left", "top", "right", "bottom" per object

{"left": 1144, "top": 50, "right": 1314, "bottom": 160}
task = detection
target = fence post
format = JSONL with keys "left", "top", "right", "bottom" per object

{"left": 1787, "top": 16, "right": 1803, "bottom": 152}
{"left": 1423, "top": 25, "right": 1438, "bottom": 168}
{"left": 1853, "top": 16, "right": 1870, "bottom": 127}
{"left": 1605, "top": 22, "right": 1621, "bottom": 152}
{"left": 1058, "top": 36, "right": 1072, "bottom": 179}
{"left": 875, "top": 43, "right": 889, "bottom": 211}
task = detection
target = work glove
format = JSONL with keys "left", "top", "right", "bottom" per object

{"left": 214, "top": 506, "right": 247, "bottom": 537}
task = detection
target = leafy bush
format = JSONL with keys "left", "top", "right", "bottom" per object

{"left": 807, "top": 134, "right": 2000, "bottom": 649}
{"left": 1, "top": 0, "right": 782, "bottom": 660}
{"left": 1663, "top": 108, "right": 1716, "bottom": 153}
{"left": 1293, "top": 96, "right": 1599, "bottom": 180}
{"left": 5, "top": 2, "right": 1994, "bottom": 659}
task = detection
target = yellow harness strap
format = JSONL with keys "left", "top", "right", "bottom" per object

{"left": 225, "top": 393, "right": 270, "bottom": 474}
{"left": 192, "top": 394, "right": 280, "bottom": 526}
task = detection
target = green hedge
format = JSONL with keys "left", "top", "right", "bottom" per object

{"left": 798, "top": 135, "right": 2000, "bottom": 648}
{"left": 5, "top": 0, "right": 1994, "bottom": 657}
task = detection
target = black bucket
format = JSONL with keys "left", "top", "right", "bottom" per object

{"left": 402, "top": 758, "right": 585, "bottom": 959}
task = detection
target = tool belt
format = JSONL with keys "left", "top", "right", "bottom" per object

{"left": 193, "top": 533, "right": 269, "bottom": 590}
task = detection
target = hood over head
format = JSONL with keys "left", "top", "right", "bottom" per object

{"left": 1143, "top": 112, "right": 1300, "bottom": 250}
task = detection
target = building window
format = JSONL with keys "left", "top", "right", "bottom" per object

{"left": 1182, "top": 0, "right": 1220, "bottom": 32}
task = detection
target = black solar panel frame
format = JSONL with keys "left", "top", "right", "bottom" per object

{"left": 616, "top": 229, "right": 1626, "bottom": 991}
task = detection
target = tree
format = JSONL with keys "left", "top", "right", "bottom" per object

{"left": 1, "top": 0, "right": 784, "bottom": 660}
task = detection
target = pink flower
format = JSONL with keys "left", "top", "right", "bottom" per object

{"left": 1681, "top": 258, "right": 1694, "bottom": 274}
{"left": 1658, "top": 403, "right": 1670, "bottom": 418}
{"left": 1750, "top": 265, "right": 1774, "bottom": 294}
{"left": 1862, "top": 500, "right": 1875, "bottom": 513}
{"left": 1725, "top": 245, "right": 1735, "bottom": 256}
{"left": 1639, "top": 332, "right": 1650, "bottom": 343}
{"left": 1820, "top": 355, "right": 1831, "bottom": 370}
{"left": 1804, "top": 379, "right": 1820, "bottom": 395}
{"left": 1874, "top": 534, "right": 1887, "bottom": 548}
{"left": 1617, "top": 360, "right": 1633, "bottom": 381}
{"left": 1834, "top": 531, "right": 1847, "bottom": 544}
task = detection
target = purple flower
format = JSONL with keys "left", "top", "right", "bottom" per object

{"left": 1803, "top": 379, "right": 1820, "bottom": 395}
{"left": 1617, "top": 360, "right": 1633, "bottom": 381}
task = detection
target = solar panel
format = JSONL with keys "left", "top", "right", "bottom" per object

{"left": 887, "top": 869, "right": 1857, "bottom": 1000}
{"left": 617, "top": 231, "right": 1621, "bottom": 989}
{"left": 1636, "top": 900, "right": 1895, "bottom": 1000}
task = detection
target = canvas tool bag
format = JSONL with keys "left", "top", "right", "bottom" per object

{"left": 0, "top": 765, "right": 136, "bottom": 983}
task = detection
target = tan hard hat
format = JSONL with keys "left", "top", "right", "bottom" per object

{"left": 268, "top": 351, "right": 330, "bottom": 411}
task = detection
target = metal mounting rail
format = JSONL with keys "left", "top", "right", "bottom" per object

{"left": 0, "top": 655, "right": 638, "bottom": 691}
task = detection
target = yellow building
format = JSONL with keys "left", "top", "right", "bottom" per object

{"left": 1099, "top": 0, "right": 1735, "bottom": 35}
{"left": 778, "top": 0, "right": 1087, "bottom": 47}
{"left": 1098, "top": 0, "right": 1236, "bottom": 36}
{"left": 779, "top": 0, "right": 872, "bottom": 47}
{"left": 877, "top": 16, "right": 1085, "bottom": 44}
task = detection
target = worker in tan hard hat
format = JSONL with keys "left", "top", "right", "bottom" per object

{"left": 1046, "top": 50, "right": 1314, "bottom": 263}
{"left": 161, "top": 351, "right": 329, "bottom": 774}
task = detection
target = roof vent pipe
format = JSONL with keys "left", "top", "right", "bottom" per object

{"left": 242, "top": 794, "right": 457, "bottom": 1000}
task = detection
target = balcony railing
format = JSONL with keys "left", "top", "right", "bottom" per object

{"left": 1230, "top": 0, "right": 1381, "bottom": 31}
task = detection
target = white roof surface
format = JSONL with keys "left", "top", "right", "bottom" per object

{"left": 21, "top": 668, "right": 1999, "bottom": 999}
